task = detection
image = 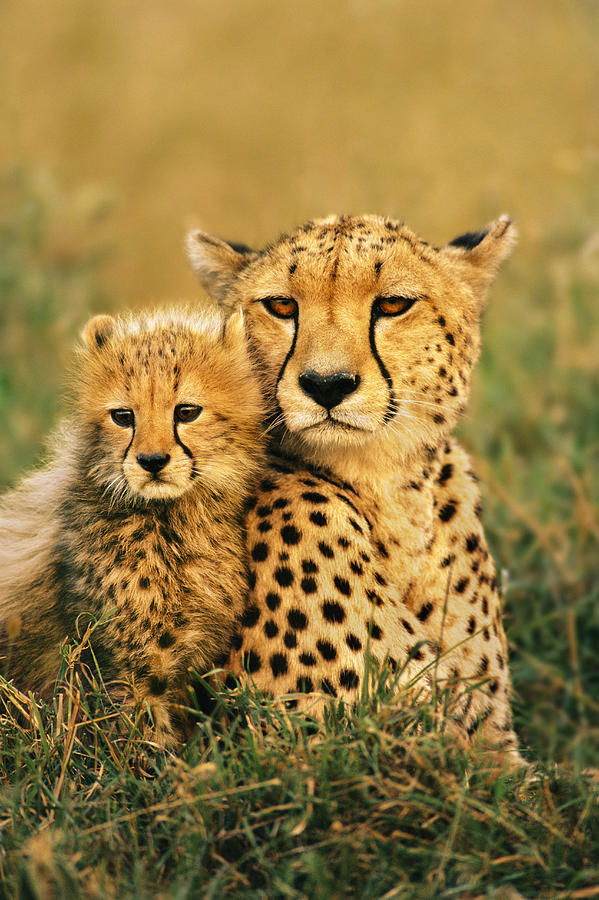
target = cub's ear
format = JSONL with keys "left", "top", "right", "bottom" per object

{"left": 186, "top": 230, "right": 258, "bottom": 307}
{"left": 81, "top": 314, "right": 115, "bottom": 350}
{"left": 443, "top": 215, "right": 517, "bottom": 297}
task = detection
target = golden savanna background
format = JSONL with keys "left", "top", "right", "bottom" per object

{"left": 1, "top": 0, "right": 598, "bottom": 758}
{"left": 2, "top": 0, "right": 597, "bottom": 303}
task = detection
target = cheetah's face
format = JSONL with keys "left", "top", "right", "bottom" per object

{"left": 77, "top": 309, "right": 264, "bottom": 504}
{"left": 188, "top": 215, "right": 515, "bottom": 467}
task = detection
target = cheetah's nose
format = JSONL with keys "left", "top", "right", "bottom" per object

{"left": 298, "top": 371, "right": 361, "bottom": 411}
{"left": 137, "top": 453, "right": 171, "bottom": 474}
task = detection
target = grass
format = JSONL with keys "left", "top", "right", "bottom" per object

{"left": 1, "top": 173, "right": 599, "bottom": 897}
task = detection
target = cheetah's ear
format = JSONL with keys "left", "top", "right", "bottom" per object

{"left": 443, "top": 215, "right": 517, "bottom": 297}
{"left": 186, "top": 230, "right": 258, "bottom": 308}
{"left": 81, "top": 314, "right": 116, "bottom": 350}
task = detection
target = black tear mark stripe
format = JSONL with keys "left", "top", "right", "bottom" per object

{"left": 275, "top": 308, "right": 299, "bottom": 402}
{"left": 173, "top": 421, "right": 194, "bottom": 459}
{"left": 123, "top": 423, "right": 136, "bottom": 462}
{"left": 369, "top": 306, "right": 395, "bottom": 424}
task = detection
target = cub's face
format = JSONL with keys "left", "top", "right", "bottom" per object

{"left": 188, "top": 215, "right": 515, "bottom": 467}
{"left": 77, "top": 309, "right": 264, "bottom": 503}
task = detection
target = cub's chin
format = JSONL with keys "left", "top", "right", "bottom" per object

{"left": 129, "top": 478, "right": 191, "bottom": 502}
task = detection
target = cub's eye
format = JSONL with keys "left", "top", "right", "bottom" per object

{"left": 261, "top": 296, "right": 298, "bottom": 319}
{"left": 375, "top": 296, "right": 418, "bottom": 317}
{"left": 175, "top": 404, "right": 202, "bottom": 424}
{"left": 110, "top": 409, "right": 134, "bottom": 427}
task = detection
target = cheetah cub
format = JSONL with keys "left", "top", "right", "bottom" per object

{"left": 0, "top": 308, "right": 264, "bottom": 746}
{"left": 188, "top": 214, "right": 524, "bottom": 762}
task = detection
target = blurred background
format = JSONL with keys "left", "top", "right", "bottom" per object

{"left": 0, "top": 0, "right": 597, "bottom": 765}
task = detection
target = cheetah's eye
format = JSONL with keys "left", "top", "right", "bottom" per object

{"left": 261, "top": 297, "right": 298, "bottom": 319}
{"left": 110, "top": 408, "right": 135, "bottom": 427}
{"left": 174, "top": 404, "right": 202, "bottom": 424}
{"left": 374, "top": 296, "right": 418, "bottom": 317}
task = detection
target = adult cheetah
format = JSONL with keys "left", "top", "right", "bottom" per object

{"left": 188, "top": 214, "right": 522, "bottom": 760}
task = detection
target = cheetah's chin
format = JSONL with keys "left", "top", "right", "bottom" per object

{"left": 293, "top": 417, "right": 377, "bottom": 450}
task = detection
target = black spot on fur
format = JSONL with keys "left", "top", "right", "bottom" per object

{"left": 346, "top": 633, "right": 362, "bottom": 651}
{"left": 317, "top": 639, "right": 337, "bottom": 661}
{"left": 367, "top": 622, "right": 382, "bottom": 640}
{"left": 466, "top": 534, "right": 480, "bottom": 552}
{"left": 349, "top": 518, "right": 363, "bottom": 535}
{"left": 366, "top": 589, "right": 383, "bottom": 607}
{"left": 401, "top": 619, "right": 415, "bottom": 635}
{"left": 270, "top": 653, "right": 288, "bottom": 677}
{"left": 283, "top": 631, "right": 297, "bottom": 649}
{"left": 273, "top": 497, "right": 290, "bottom": 510}
{"left": 445, "top": 332, "right": 455, "bottom": 346}
{"left": 439, "top": 501, "right": 457, "bottom": 522}
{"left": 258, "top": 520, "right": 272, "bottom": 534}
{"left": 416, "top": 602, "right": 434, "bottom": 622}
{"left": 266, "top": 592, "right": 281, "bottom": 611}
{"left": 149, "top": 676, "right": 168, "bottom": 696}
{"left": 264, "top": 620, "right": 278, "bottom": 638}
{"left": 302, "top": 560, "right": 318, "bottom": 574}
{"left": 242, "top": 605, "right": 261, "bottom": 628}
{"left": 297, "top": 675, "right": 314, "bottom": 693}
{"left": 302, "top": 491, "right": 328, "bottom": 504}
{"left": 301, "top": 577, "right": 317, "bottom": 594}
{"left": 139, "top": 577, "right": 150, "bottom": 590}
{"left": 467, "top": 616, "right": 476, "bottom": 635}
{"left": 299, "top": 652, "right": 316, "bottom": 667}
{"left": 455, "top": 577, "right": 469, "bottom": 594}
{"left": 281, "top": 524, "right": 301, "bottom": 545}
{"left": 243, "top": 650, "right": 262, "bottom": 673}
{"left": 260, "top": 478, "right": 278, "bottom": 492}
{"left": 288, "top": 608, "right": 307, "bottom": 630}
{"left": 310, "top": 511, "right": 327, "bottom": 527}
{"left": 274, "top": 567, "right": 294, "bottom": 588}
{"left": 322, "top": 601, "right": 345, "bottom": 624}
{"left": 350, "top": 561, "right": 363, "bottom": 576}
{"left": 257, "top": 505, "right": 272, "bottom": 518}
{"left": 334, "top": 576, "right": 351, "bottom": 596}
{"left": 437, "top": 463, "right": 453, "bottom": 486}
{"left": 158, "top": 631, "right": 175, "bottom": 649}
{"left": 318, "top": 541, "right": 334, "bottom": 559}
{"left": 251, "top": 542, "right": 269, "bottom": 562}
{"left": 339, "top": 669, "right": 359, "bottom": 690}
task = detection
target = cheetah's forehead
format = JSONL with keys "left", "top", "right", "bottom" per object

{"left": 264, "top": 214, "right": 436, "bottom": 270}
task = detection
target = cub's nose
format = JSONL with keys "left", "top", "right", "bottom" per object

{"left": 298, "top": 371, "right": 361, "bottom": 411}
{"left": 137, "top": 453, "right": 171, "bottom": 474}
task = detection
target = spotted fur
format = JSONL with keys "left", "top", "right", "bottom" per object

{"left": 188, "top": 213, "right": 522, "bottom": 762}
{"left": 0, "top": 308, "right": 265, "bottom": 746}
